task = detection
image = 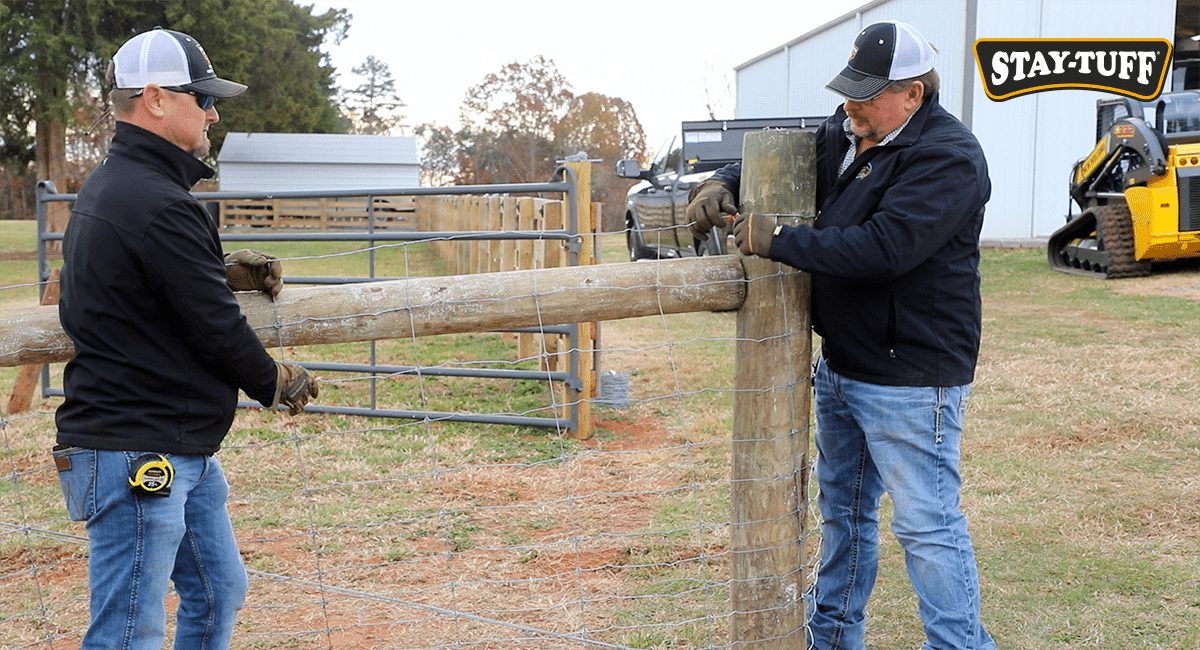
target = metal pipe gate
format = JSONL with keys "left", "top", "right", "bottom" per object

{"left": 33, "top": 166, "right": 590, "bottom": 433}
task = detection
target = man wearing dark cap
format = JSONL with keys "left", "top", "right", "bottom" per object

{"left": 53, "top": 28, "right": 317, "bottom": 649}
{"left": 687, "top": 20, "right": 994, "bottom": 650}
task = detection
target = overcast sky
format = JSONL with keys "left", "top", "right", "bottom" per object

{"left": 307, "top": 0, "right": 868, "bottom": 151}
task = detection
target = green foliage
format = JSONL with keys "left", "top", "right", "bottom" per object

{"left": 0, "top": 0, "right": 347, "bottom": 171}
{"left": 162, "top": 0, "right": 348, "bottom": 149}
{"left": 0, "top": 0, "right": 143, "bottom": 166}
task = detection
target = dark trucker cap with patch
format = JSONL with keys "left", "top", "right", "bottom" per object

{"left": 826, "top": 21, "right": 935, "bottom": 102}
{"left": 111, "top": 27, "right": 247, "bottom": 98}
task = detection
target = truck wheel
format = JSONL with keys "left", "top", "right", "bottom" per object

{"left": 625, "top": 214, "right": 654, "bottom": 261}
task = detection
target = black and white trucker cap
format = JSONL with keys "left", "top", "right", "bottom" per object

{"left": 111, "top": 27, "right": 247, "bottom": 98}
{"left": 825, "top": 21, "right": 935, "bottom": 102}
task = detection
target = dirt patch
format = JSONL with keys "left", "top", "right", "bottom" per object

{"left": 585, "top": 415, "right": 672, "bottom": 452}
{"left": 1108, "top": 266, "right": 1200, "bottom": 300}
{"left": 0, "top": 250, "right": 44, "bottom": 261}
{"left": 210, "top": 411, "right": 726, "bottom": 649}
{"left": 7, "top": 410, "right": 725, "bottom": 649}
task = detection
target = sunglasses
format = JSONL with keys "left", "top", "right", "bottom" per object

{"left": 128, "top": 86, "right": 217, "bottom": 111}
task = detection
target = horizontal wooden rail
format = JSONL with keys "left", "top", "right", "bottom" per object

{"left": 0, "top": 256, "right": 746, "bottom": 368}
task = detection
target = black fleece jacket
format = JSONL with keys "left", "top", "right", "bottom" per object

{"left": 713, "top": 93, "right": 991, "bottom": 386}
{"left": 56, "top": 122, "right": 278, "bottom": 455}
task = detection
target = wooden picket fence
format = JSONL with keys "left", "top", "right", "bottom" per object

{"left": 413, "top": 185, "right": 601, "bottom": 436}
{"left": 216, "top": 195, "right": 415, "bottom": 229}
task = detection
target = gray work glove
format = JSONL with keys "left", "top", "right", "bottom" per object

{"left": 732, "top": 212, "right": 778, "bottom": 258}
{"left": 686, "top": 179, "right": 738, "bottom": 241}
{"left": 273, "top": 362, "right": 318, "bottom": 415}
{"left": 225, "top": 249, "right": 283, "bottom": 300}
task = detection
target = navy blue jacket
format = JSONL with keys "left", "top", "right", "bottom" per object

{"left": 714, "top": 93, "right": 990, "bottom": 386}
{"left": 56, "top": 122, "right": 278, "bottom": 455}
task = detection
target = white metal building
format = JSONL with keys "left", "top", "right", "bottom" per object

{"left": 733, "top": 0, "right": 1197, "bottom": 240}
{"left": 217, "top": 132, "right": 419, "bottom": 192}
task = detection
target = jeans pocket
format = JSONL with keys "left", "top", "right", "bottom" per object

{"left": 53, "top": 445, "right": 96, "bottom": 521}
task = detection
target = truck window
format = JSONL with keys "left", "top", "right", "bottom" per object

{"left": 649, "top": 138, "right": 681, "bottom": 176}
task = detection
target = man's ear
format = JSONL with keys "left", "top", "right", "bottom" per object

{"left": 140, "top": 84, "right": 168, "bottom": 118}
{"left": 905, "top": 81, "right": 925, "bottom": 109}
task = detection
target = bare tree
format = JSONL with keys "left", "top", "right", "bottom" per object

{"left": 417, "top": 56, "right": 649, "bottom": 229}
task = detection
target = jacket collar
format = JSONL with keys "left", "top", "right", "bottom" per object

{"left": 886, "top": 91, "right": 938, "bottom": 147}
{"left": 832, "top": 90, "right": 940, "bottom": 150}
{"left": 108, "top": 121, "right": 216, "bottom": 188}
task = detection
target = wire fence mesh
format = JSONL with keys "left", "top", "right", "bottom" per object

{"left": 0, "top": 215, "right": 818, "bottom": 650}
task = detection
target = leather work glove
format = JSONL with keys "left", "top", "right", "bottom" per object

{"left": 686, "top": 178, "right": 738, "bottom": 241}
{"left": 225, "top": 249, "right": 283, "bottom": 300}
{"left": 273, "top": 362, "right": 318, "bottom": 415}
{"left": 732, "top": 212, "right": 778, "bottom": 258}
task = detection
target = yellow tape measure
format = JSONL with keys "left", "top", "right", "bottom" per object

{"left": 128, "top": 454, "right": 174, "bottom": 497}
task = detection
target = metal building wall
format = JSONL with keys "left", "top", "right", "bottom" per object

{"left": 972, "top": 0, "right": 1175, "bottom": 239}
{"left": 218, "top": 133, "right": 420, "bottom": 192}
{"left": 735, "top": 0, "right": 971, "bottom": 124}
{"left": 218, "top": 162, "right": 420, "bottom": 192}
{"left": 734, "top": 0, "right": 1177, "bottom": 240}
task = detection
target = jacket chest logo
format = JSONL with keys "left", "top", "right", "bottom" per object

{"left": 855, "top": 163, "right": 872, "bottom": 180}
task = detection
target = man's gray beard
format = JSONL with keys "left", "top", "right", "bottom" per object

{"left": 849, "top": 122, "right": 878, "bottom": 143}
{"left": 191, "top": 136, "right": 211, "bottom": 158}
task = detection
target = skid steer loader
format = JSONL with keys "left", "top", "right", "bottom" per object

{"left": 1047, "top": 91, "right": 1200, "bottom": 278}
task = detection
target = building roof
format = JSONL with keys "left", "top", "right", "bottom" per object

{"left": 217, "top": 132, "right": 419, "bottom": 166}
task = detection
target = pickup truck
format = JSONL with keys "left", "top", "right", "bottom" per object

{"left": 615, "top": 116, "right": 824, "bottom": 261}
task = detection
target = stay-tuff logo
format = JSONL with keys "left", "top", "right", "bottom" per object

{"left": 974, "top": 38, "right": 1172, "bottom": 101}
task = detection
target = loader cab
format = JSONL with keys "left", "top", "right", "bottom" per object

{"left": 1100, "top": 92, "right": 1200, "bottom": 139}
{"left": 1154, "top": 91, "right": 1200, "bottom": 141}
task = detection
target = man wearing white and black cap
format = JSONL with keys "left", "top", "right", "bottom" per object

{"left": 54, "top": 28, "right": 317, "bottom": 649}
{"left": 687, "top": 21, "right": 994, "bottom": 650}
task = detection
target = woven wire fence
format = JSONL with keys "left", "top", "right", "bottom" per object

{"left": 0, "top": 221, "right": 820, "bottom": 650}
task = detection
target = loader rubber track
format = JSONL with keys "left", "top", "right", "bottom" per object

{"left": 1046, "top": 205, "right": 1151, "bottom": 279}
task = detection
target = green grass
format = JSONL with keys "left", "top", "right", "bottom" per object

{"left": 956, "top": 248, "right": 1200, "bottom": 650}
{"left": 4, "top": 218, "right": 1200, "bottom": 649}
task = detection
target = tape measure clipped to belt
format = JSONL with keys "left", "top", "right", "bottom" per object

{"left": 129, "top": 454, "right": 174, "bottom": 497}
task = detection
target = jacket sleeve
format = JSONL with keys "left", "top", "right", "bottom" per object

{"left": 768, "top": 142, "right": 988, "bottom": 282}
{"left": 709, "top": 163, "right": 742, "bottom": 202}
{"left": 140, "top": 200, "right": 279, "bottom": 406}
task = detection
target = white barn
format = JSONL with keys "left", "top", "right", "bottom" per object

{"left": 732, "top": 0, "right": 1198, "bottom": 241}
{"left": 216, "top": 132, "right": 419, "bottom": 192}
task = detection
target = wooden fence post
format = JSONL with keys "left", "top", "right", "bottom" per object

{"left": 517, "top": 197, "right": 537, "bottom": 360}
{"left": 563, "top": 161, "right": 596, "bottom": 439}
{"left": 729, "top": 129, "right": 816, "bottom": 649}
{"left": 4, "top": 269, "right": 59, "bottom": 413}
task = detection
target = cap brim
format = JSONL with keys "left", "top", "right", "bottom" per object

{"left": 825, "top": 65, "right": 891, "bottom": 102}
{"left": 183, "top": 76, "right": 247, "bottom": 99}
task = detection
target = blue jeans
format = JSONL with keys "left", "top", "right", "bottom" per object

{"left": 808, "top": 359, "right": 994, "bottom": 650}
{"left": 55, "top": 447, "right": 248, "bottom": 650}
